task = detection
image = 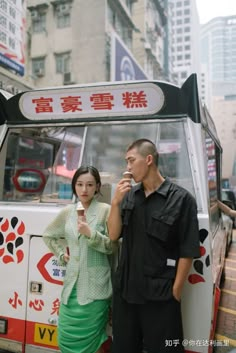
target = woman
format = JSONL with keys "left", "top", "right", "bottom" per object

{"left": 43, "top": 166, "right": 117, "bottom": 353}
{"left": 218, "top": 199, "right": 236, "bottom": 217}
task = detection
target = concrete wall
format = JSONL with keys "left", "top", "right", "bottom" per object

{"left": 27, "top": 0, "right": 107, "bottom": 87}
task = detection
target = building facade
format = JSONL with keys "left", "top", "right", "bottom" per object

{"left": 170, "top": 0, "right": 200, "bottom": 87}
{"left": 201, "top": 16, "right": 236, "bottom": 88}
{"left": 132, "top": 0, "right": 169, "bottom": 80}
{"left": 201, "top": 15, "right": 236, "bottom": 179}
{"left": 26, "top": 0, "right": 168, "bottom": 88}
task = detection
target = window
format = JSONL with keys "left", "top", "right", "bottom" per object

{"left": 107, "top": 2, "right": 132, "bottom": 49}
{"left": 1, "top": 127, "right": 85, "bottom": 202}
{"left": 32, "top": 57, "right": 45, "bottom": 77}
{"left": 56, "top": 3, "right": 71, "bottom": 28}
{"left": 0, "top": 31, "right": 6, "bottom": 44}
{"left": 57, "top": 13, "right": 70, "bottom": 28}
{"left": 55, "top": 52, "right": 71, "bottom": 74}
{"left": 0, "top": 15, "right": 7, "bottom": 28}
{"left": 0, "top": 0, "right": 7, "bottom": 12}
{"left": 205, "top": 132, "right": 220, "bottom": 232}
{"left": 1, "top": 120, "right": 195, "bottom": 205}
{"left": 32, "top": 12, "right": 46, "bottom": 33}
{"left": 158, "top": 122, "right": 195, "bottom": 197}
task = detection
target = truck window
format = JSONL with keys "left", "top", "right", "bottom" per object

{"left": 1, "top": 120, "right": 195, "bottom": 203}
{"left": 41, "top": 126, "right": 84, "bottom": 202}
{"left": 205, "top": 132, "right": 220, "bottom": 232}
{"left": 1, "top": 126, "right": 85, "bottom": 202}
{"left": 158, "top": 121, "right": 194, "bottom": 196}
{"left": 81, "top": 121, "right": 195, "bottom": 200}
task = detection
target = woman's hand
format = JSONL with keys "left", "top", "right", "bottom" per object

{"left": 63, "top": 253, "right": 70, "bottom": 263}
{"left": 78, "top": 216, "right": 91, "bottom": 238}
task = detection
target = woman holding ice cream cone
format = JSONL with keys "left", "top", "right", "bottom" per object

{"left": 43, "top": 166, "right": 118, "bottom": 353}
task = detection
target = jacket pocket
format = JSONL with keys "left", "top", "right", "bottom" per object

{"left": 147, "top": 211, "right": 175, "bottom": 242}
{"left": 87, "top": 267, "right": 112, "bottom": 300}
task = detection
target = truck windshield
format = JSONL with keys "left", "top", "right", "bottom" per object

{"left": 0, "top": 120, "right": 195, "bottom": 203}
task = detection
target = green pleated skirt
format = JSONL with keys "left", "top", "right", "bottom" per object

{"left": 58, "top": 286, "right": 110, "bottom": 353}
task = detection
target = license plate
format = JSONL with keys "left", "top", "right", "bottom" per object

{"left": 34, "top": 323, "right": 58, "bottom": 347}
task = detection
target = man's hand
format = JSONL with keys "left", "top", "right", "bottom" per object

{"left": 112, "top": 178, "right": 132, "bottom": 205}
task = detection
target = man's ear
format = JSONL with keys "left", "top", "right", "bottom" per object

{"left": 146, "top": 154, "right": 153, "bottom": 165}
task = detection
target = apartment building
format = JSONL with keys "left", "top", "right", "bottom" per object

{"left": 26, "top": 0, "right": 168, "bottom": 88}
{"left": 201, "top": 15, "right": 236, "bottom": 179}
{"left": 132, "top": 0, "right": 168, "bottom": 80}
{"left": 170, "top": 0, "right": 200, "bottom": 86}
{"left": 201, "top": 16, "right": 236, "bottom": 92}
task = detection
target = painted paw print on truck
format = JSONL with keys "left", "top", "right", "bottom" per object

{"left": 188, "top": 228, "right": 210, "bottom": 284}
{"left": 0, "top": 217, "right": 25, "bottom": 264}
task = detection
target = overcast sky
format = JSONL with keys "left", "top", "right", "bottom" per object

{"left": 196, "top": 0, "right": 236, "bottom": 24}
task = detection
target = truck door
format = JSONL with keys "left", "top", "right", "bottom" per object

{"left": 25, "top": 235, "right": 66, "bottom": 352}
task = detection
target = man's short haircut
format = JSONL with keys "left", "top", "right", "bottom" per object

{"left": 126, "top": 138, "right": 159, "bottom": 165}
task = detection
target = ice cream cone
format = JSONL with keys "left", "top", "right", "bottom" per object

{"left": 123, "top": 171, "right": 133, "bottom": 180}
{"left": 76, "top": 202, "right": 85, "bottom": 217}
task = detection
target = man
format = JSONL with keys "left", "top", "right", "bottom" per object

{"left": 108, "top": 138, "right": 200, "bottom": 353}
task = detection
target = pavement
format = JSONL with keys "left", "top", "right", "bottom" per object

{"left": 215, "top": 230, "right": 236, "bottom": 353}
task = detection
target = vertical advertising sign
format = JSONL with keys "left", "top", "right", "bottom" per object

{"left": 0, "top": 0, "right": 26, "bottom": 76}
{"left": 111, "top": 33, "right": 147, "bottom": 81}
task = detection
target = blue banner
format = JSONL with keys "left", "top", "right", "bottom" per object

{"left": 0, "top": 53, "right": 24, "bottom": 76}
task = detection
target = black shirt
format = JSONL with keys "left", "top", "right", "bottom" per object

{"left": 115, "top": 177, "right": 200, "bottom": 304}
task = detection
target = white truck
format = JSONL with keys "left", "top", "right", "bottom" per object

{"left": 0, "top": 75, "right": 229, "bottom": 353}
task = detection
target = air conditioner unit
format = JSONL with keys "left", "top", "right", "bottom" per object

{"left": 144, "top": 42, "right": 151, "bottom": 50}
{"left": 63, "top": 72, "right": 73, "bottom": 84}
{"left": 57, "top": 3, "right": 70, "bottom": 15}
{"left": 35, "top": 68, "right": 44, "bottom": 77}
{"left": 31, "top": 10, "right": 39, "bottom": 19}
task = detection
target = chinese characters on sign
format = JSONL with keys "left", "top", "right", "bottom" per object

{"left": 8, "top": 290, "right": 60, "bottom": 315}
{"left": 9, "top": 291, "right": 23, "bottom": 309}
{"left": 37, "top": 253, "right": 66, "bottom": 285}
{"left": 19, "top": 83, "right": 165, "bottom": 120}
{"left": 31, "top": 91, "right": 147, "bottom": 113}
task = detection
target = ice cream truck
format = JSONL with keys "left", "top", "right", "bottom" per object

{"left": 0, "top": 74, "right": 229, "bottom": 353}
